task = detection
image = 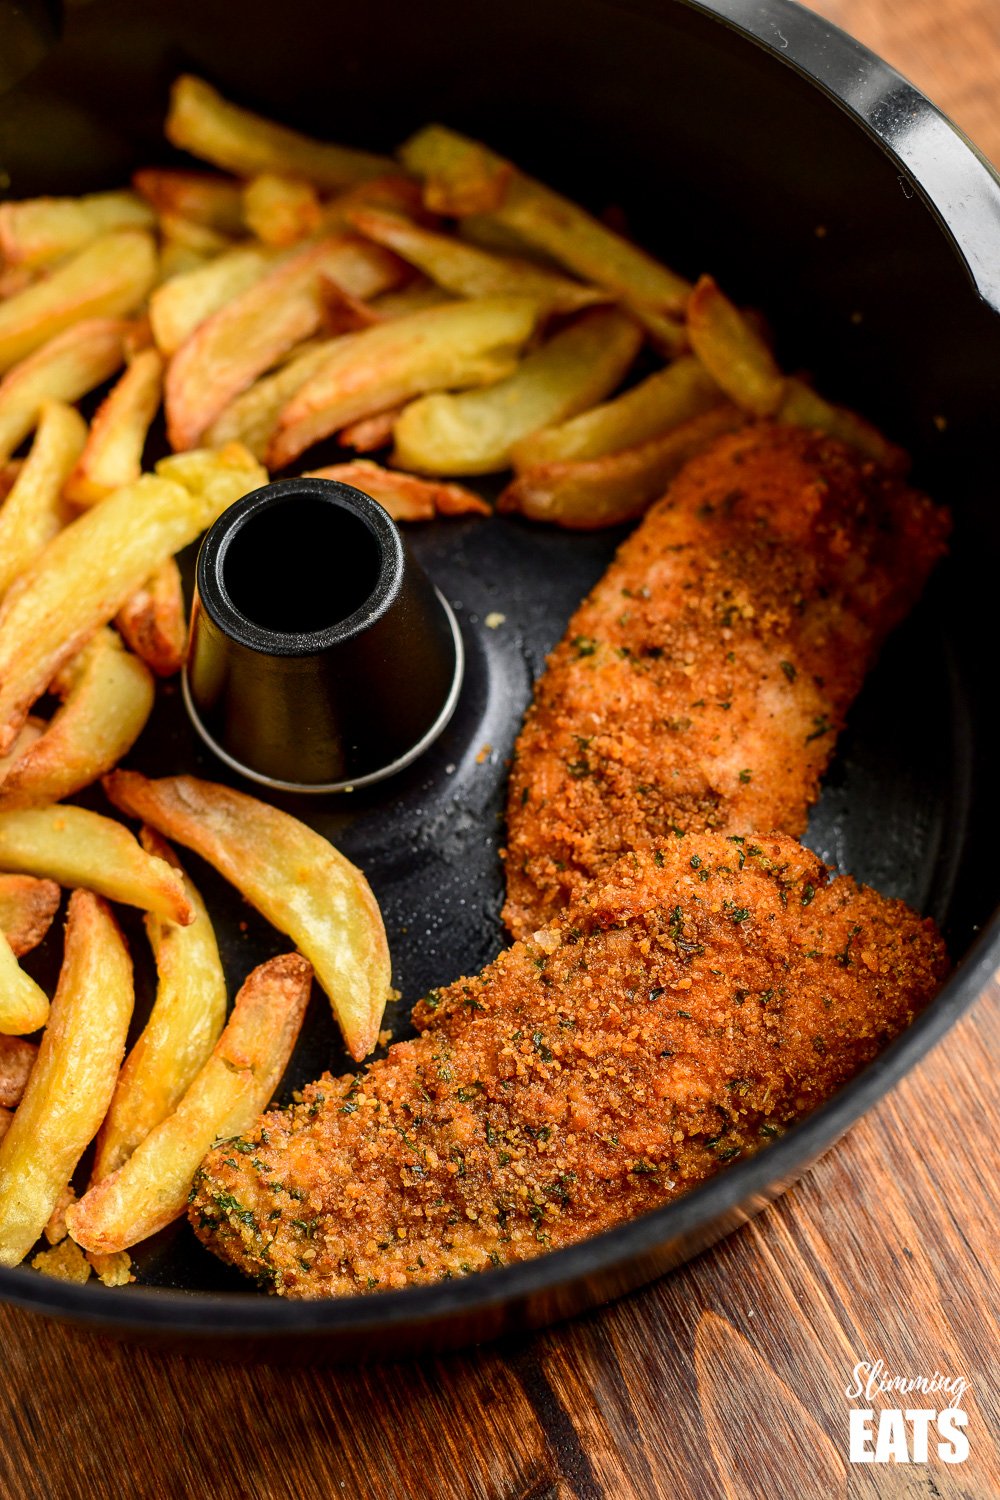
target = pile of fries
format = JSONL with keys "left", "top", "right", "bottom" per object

{"left": 0, "top": 76, "right": 905, "bottom": 1290}
{"left": 1, "top": 75, "right": 902, "bottom": 536}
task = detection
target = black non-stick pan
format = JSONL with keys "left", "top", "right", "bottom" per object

{"left": 0, "top": 0, "right": 998, "bottom": 1360}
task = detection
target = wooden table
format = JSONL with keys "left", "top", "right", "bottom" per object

{"left": 2, "top": 5, "right": 999, "bottom": 1497}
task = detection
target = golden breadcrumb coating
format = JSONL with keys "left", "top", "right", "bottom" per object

{"left": 189, "top": 833, "right": 947, "bottom": 1298}
{"left": 502, "top": 423, "right": 950, "bottom": 937}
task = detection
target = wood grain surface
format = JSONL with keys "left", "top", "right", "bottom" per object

{"left": 2, "top": 4, "right": 999, "bottom": 1498}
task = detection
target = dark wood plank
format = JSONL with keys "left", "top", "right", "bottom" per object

{"left": 1, "top": 4, "right": 998, "bottom": 1497}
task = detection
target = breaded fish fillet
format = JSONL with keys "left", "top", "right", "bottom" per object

{"left": 189, "top": 832, "right": 947, "bottom": 1298}
{"left": 503, "top": 423, "right": 950, "bottom": 937}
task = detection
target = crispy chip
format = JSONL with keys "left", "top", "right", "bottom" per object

{"left": 268, "top": 294, "right": 539, "bottom": 470}
{"left": 0, "top": 805, "right": 194, "bottom": 923}
{"left": 149, "top": 242, "right": 283, "bottom": 356}
{"left": 0, "top": 445, "right": 264, "bottom": 749}
{"left": 64, "top": 347, "right": 164, "bottom": 507}
{"left": 133, "top": 169, "right": 245, "bottom": 234}
{"left": 166, "top": 75, "right": 395, "bottom": 188}
{"left": 204, "top": 337, "right": 339, "bottom": 458}
{"left": 0, "top": 318, "right": 129, "bottom": 464}
{"left": 305, "top": 460, "right": 490, "bottom": 521}
{"left": 0, "top": 927, "right": 50, "bottom": 1035}
{"left": 779, "top": 377, "right": 908, "bottom": 471}
{"left": 0, "top": 400, "right": 86, "bottom": 599}
{"left": 0, "top": 230, "right": 157, "bottom": 374}
{"left": 0, "top": 191, "right": 153, "bottom": 269}
{"left": 393, "top": 307, "right": 642, "bottom": 475}
{"left": 0, "top": 872, "right": 60, "bottom": 956}
{"left": 349, "top": 206, "right": 607, "bottom": 313}
{"left": 0, "top": 891, "right": 133, "bottom": 1266}
{"left": 115, "top": 559, "right": 187, "bottom": 678}
{"left": 0, "top": 1034, "right": 37, "bottom": 1109}
{"left": 243, "top": 173, "right": 322, "bottom": 246}
{"left": 0, "top": 629, "right": 154, "bottom": 810}
{"left": 165, "top": 235, "right": 403, "bottom": 449}
{"left": 104, "top": 772, "right": 390, "bottom": 1060}
{"left": 498, "top": 403, "right": 744, "bottom": 528}
{"left": 93, "top": 829, "right": 227, "bottom": 1181}
{"left": 686, "top": 275, "right": 786, "bottom": 416}
{"left": 67, "top": 953, "right": 311, "bottom": 1254}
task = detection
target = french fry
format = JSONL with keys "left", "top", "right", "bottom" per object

{"left": 0, "top": 928, "right": 49, "bottom": 1035}
{"left": 779, "top": 377, "right": 909, "bottom": 470}
{"left": 166, "top": 75, "right": 395, "bottom": 188}
{"left": 511, "top": 354, "right": 722, "bottom": 468}
{"left": 149, "top": 242, "right": 283, "bottom": 356}
{"left": 0, "top": 1107, "right": 10, "bottom": 1142}
{"left": 0, "top": 891, "right": 133, "bottom": 1266}
{"left": 0, "top": 872, "right": 60, "bottom": 956}
{"left": 305, "top": 461, "right": 490, "bottom": 521}
{"left": 398, "top": 125, "right": 513, "bottom": 215}
{"left": 165, "top": 235, "right": 404, "bottom": 449}
{"left": 92, "top": 830, "right": 227, "bottom": 1181}
{"left": 0, "top": 805, "right": 193, "bottom": 923}
{"left": 0, "top": 266, "right": 36, "bottom": 300}
{"left": 104, "top": 772, "right": 391, "bottom": 1061}
{"left": 0, "top": 1035, "right": 36, "bottom": 1108}
{"left": 393, "top": 307, "right": 643, "bottom": 475}
{"left": 348, "top": 206, "right": 607, "bottom": 314}
{"left": 67, "top": 952, "right": 311, "bottom": 1253}
{"left": 63, "top": 347, "right": 163, "bottom": 506}
{"left": 0, "top": 629, "right": 154, "bottom": 811}
{"left": 268, "top": 294, "right": 540, "bottom": 470}
{"left": 44, "top": 1181, "right": 75, "bottom": 1243}
{"left": 399, "top": 125, "right": 691, "bottom": 331}
{"left": 0, "top": 401, "right": 86, "bottom": 599}
{"left": 0, "top": 318, "right": 129, "bottom": 464}
{"left": 318, "top": 276, "right": 382, "bottom": 335}
{"left": 368, "top": 280, "right": 452, "bottom": 319}
{"left": 133, "top": 169, "right": 246, "bottom": 234}
{"left": 498, "top": 403, "right": 745, "bottom": 528}
{"left": 116, "top": 559, "right": 187, "bottom": 677}
{"left": 156, "top": 243, "right": 213, "bottom": 282}
{"left": 318, "top": 175, "right": 429, "bottom": 235}
{"left": 0, "top": 462, "right": 22, "bottom": 502}
{"left": 243, "top": 173, "right": 322, "bottom": 246}
{"left": 0, "top": 444, "right": 265, "bottom": 749}
{"left": 686, "top": 275, "right": 786, "bottom": 416}
{"left": 0, "top": 720, "right": 44, "bottom": 785}
{"left": 337, "top": 406, "right": 406, "bottom": 451}
{"left": 0, "top": 230, "right": 157, "bottom": 374}
{"left": 204, "top": 337, "right": 338, "bottom": 458}
{"left": 0, "top": 191, "right": 154, "bottom": 269}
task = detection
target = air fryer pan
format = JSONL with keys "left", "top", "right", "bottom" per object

{"left": 0, "top": 0, "right": 998, "bottom": 1358}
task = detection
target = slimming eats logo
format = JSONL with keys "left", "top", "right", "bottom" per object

{"left": 845, "top": 1359, "right": 970, "bottom": 1465}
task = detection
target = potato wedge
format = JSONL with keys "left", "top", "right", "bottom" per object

{"left": 204, "top": 337, "right": 340, "bottom": 458}
{"left": 0, "top": 1107, "right": 10, "bottom": 1142}
{"left": 0, "top": 891, "right": 132, "bottom": 1266}
{"left": 400, "top": 125, "right": 691, "bottom": 331}
{"left": 268, "top": 294, "right": 540, "bottom": 470}
{"left": 93, "top": 830, "right": 227, "bottom": 1181}
{"left": 498, "top": 403, "right": 744, "bottom": 528}
{"left": 165, "top": 235, "right": 403, "bottom": 449}
{"left": 63, "top": 347, "right": 163, "bottom": 506}
{"left": 779, "top": 377, "right": 909, "bottom": 470}
{"left": 0, "top": 629, "right": 154, "bottom": 811}
{"left": 149, "top": 243, "right": 283, "bottom": 357}
{"left": 67, "top": 952, "right": 311, "bottom": 1254}
{"left": 511, "top": 355, "right": 722, "bottom": 468}
{"left": 0, "top": 318, "right": 129, "bottom": 464}
{"left": 115, "top": 559, "right": 187, "bottom": 677}
{"left": 0, "top": 230, "right": 157, "bottom": 374}
{"left": 0, "top": 927, "right": 49, "bottom": 1035}
{"left": 133, "top": 169, "right": 245, "bottom": 234}
{"left": 166, "top": 74, "right": 395, "bottom": 188}
{"left": 0, "top": 805, "right": 193, "bottom": 924}
{"left": 0, "top": 401, "right": 86, "bottom": 600}
{"left": 393, "top": 306, "right": 642, "bottom": 475}
{"left": 104, "top": 772, "right": 391, "bottom": 1061}
{"left": 686, "top": 275, "right": 785, "bottom": 416}
{"left": 337, "top": 406, "right": 407, "bottom": 452}
{"left": 305, "top": 461, "right": 489, "bottom": 521}
{"left": 243, "top": 173, "right": 322, "bottom": 246}
{"left": 0, "top": 191, "right": 153, "bottom": 269}
{"left": 0, "top": 445, "right": 264, "bottom": 749}
{"left": 157, "top": 213, "right": 233, "bottom": 257}
{"left": 0, "top": 1035, "right": 36, "bottom": 1108}
{"left": 348, "top": 206, "right": 606, "bottom": 314}
{"left": 0, "top": 872, "right": 60, "bottom": 956}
